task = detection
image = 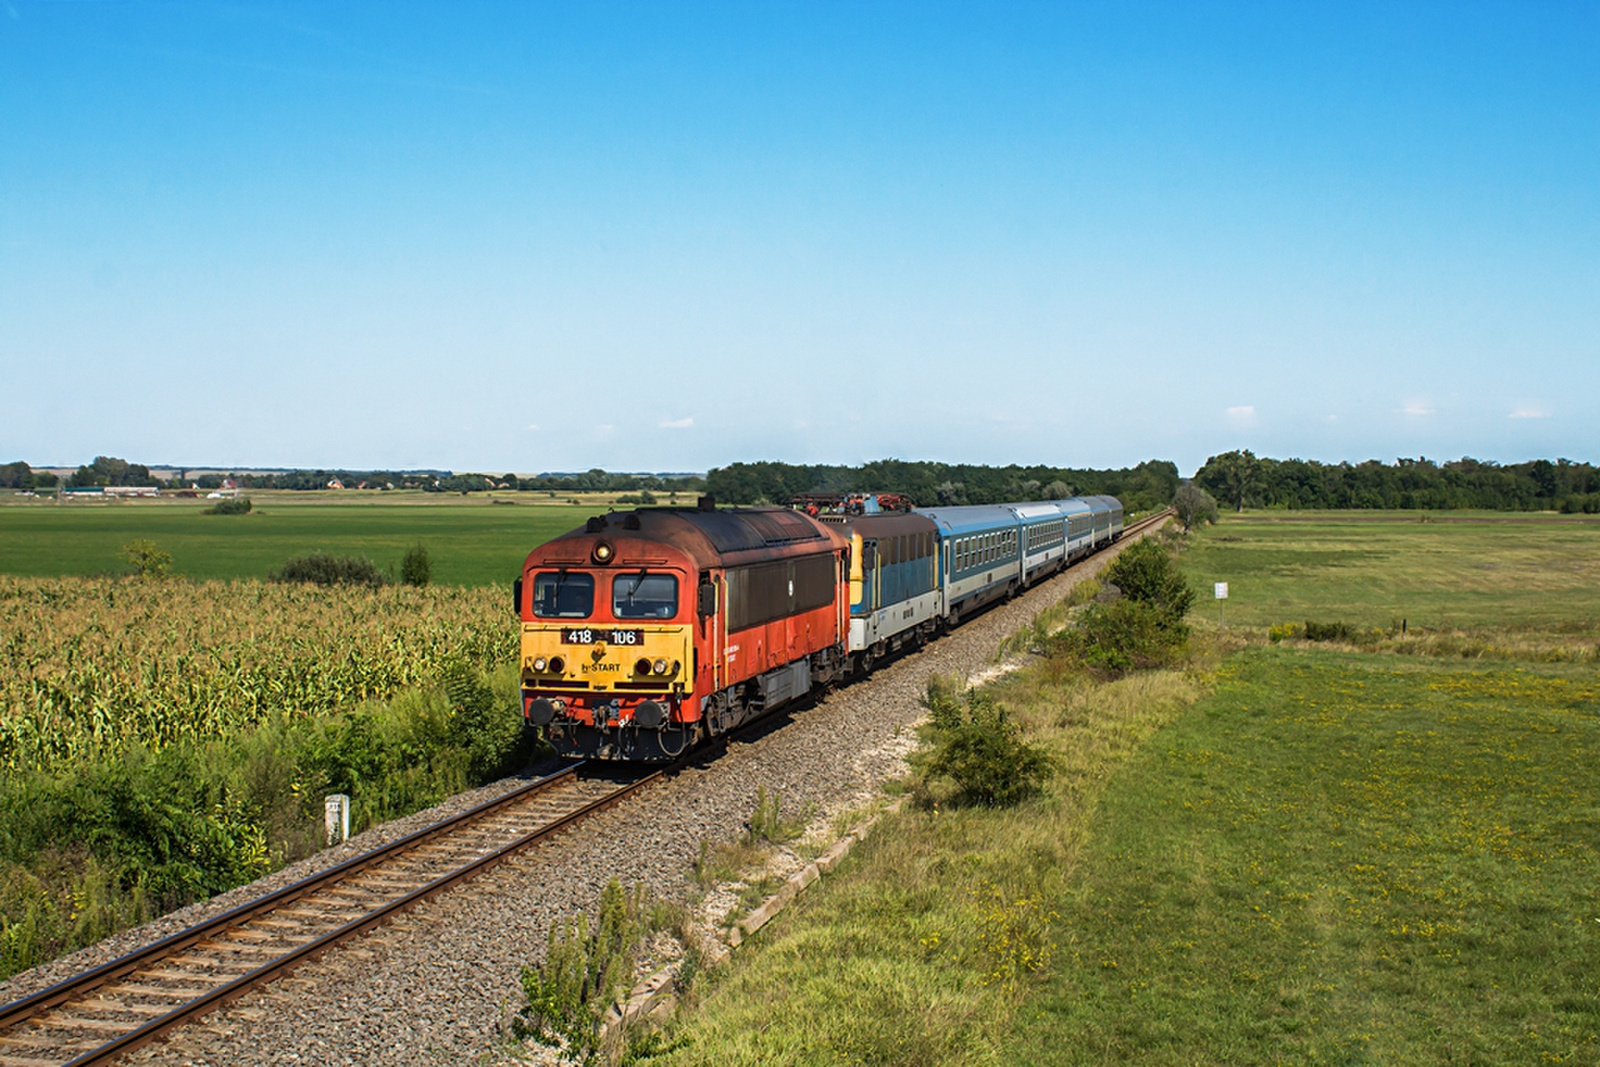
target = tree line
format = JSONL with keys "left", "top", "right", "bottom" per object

{"left": 0, "top": 459, "right": 706, "bottom": 496}
{"left": 1194, "top": 451, "right": 1600, "bottom": 513}
{"left": 704, "top": 459, "right": 1181, "bottom": 513}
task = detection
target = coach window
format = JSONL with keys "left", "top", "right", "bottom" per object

{"left": 613, "top": 572, "right": 679, "bottom": 619}
{"left": 533, "top": 572, "right": 594, "bottom": 618}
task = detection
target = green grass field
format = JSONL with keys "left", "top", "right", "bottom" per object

{"left": 1179, "top": 511, "right": 1600, "bottom": 631}
{"left": 635, "top": 515, "right": 1600, "bottom": 1065}
{"left": 1005, "top": 650, "right": 1600, "bottom": 1064}
{"left": 0, "top": 495, "right": 593, "bottom": 586}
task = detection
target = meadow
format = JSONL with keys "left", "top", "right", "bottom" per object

{"left": 635, "top": 516, "right": 1600, "bottom": 1065}
{"left": 1177, "top": 510, "right": 1600, "bottom": 632}
{"left": 0, "top": 493, "right": 597, "bottom": 586}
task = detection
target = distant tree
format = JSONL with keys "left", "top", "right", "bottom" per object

{"left": 203, "top": 497, "right": 253, "bottom": 515}
{"left": 400, "top": 544, "right": 433, "bottom": 588}
{"left": 71, "top": 456, "right": 158, "bottom": 488}
{"left": 1044, "top": 480, "right": 1073, "bottom": 500}
{"left": 0, "top": 461, "right": 33, "bottom": 489}
{"left": 123, "top": 539, "right": 173, "bottom": 578}
{"left": 1196, "top": 450, "right": 1263, "bottom": 512}
{"left": 1172, "top": 482, "right": 1219, "bottom": 532}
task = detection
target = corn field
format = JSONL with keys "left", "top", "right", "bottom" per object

{"left": 0, "top": 576, "right": 515, "bottom": 775}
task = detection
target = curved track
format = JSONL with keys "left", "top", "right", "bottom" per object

{"left": 0, "top": 509, "right": 1169, "bottom": 1067}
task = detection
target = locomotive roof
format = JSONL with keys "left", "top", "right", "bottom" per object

{"left": 834, "top": 512, "right": 939, "bottom": 539}
{"left": 541, "top": 506, "right": 844, "bottom": 569}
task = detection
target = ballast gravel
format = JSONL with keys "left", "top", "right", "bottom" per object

{"left": 2, "top": 527, "right": 1159, "bottom": 1066}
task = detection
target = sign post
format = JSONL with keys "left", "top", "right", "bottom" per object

{"left": 1214, "top": 581, "right": 1228, "bottom": 628}
{"left": 325, "top": 794, "right": 351, "bottom": 846}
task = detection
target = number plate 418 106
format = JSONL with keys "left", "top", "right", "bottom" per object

{"left": 561, "top": 628, "right": 644, "bottom": 645}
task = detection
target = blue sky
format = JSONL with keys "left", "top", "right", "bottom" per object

{"left": 2, "top": 1, "right": 1595, "bottom": 476}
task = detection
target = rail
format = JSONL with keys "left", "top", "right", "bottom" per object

{"left": 0, "top": 758, "right": 692, "bottom": 1067}
{"left": 0, "top": 510, "right": 1172, "bottom": 1066}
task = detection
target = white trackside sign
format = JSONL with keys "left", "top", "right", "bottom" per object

{"left": 1214, "top": 582, "right": 1229, "bottom": 599}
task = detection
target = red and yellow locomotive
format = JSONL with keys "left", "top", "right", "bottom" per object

{"left": 515, "top": 498, "right": 849, "bottom": 759}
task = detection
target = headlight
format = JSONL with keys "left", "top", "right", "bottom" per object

{"left": 652, "top": 658, "right": 669, "bottom": 675}
{"left": 592, "top": 541, "right": 614, "bottom": 564}
{"left": 549, "top": 655, "right": 565, "bottom": 673}
{"left": 533, "top": 656, "right": 548, "bottom": 672}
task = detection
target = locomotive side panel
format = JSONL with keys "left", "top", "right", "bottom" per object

{"left": 519, "top": 506, "right": 846, "bottom": 759}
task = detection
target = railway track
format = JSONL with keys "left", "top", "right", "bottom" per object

{"left": 0, "top": 510, "right": 1170, "bottom": 1067}
{"left": 0, "top": 761, "right": 675, "bottom": 1067}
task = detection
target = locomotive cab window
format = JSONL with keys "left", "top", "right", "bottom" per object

{"left": 532, "top": 572, "right": 594, "bottom": 618}
{"left": 613, "top": 572, "right": 679, "bottom": 619}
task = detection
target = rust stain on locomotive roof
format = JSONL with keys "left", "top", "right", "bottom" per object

{"left": 532, "top": 507, "right": 848, "bottom": 570}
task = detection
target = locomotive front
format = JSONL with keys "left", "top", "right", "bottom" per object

{"left": 516, "top": 514, "right": 701, "bottom": 759}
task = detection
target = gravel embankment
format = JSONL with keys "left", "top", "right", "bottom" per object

{"left": 3, "top": 525, "right": 1159, "bottom": 1066}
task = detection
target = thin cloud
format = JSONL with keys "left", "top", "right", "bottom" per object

{"left": 526, "top": 424, "right": 539, "bottom": 431}
{"left": 1226, "top": 405, "right": 1256, "bottom": 424}
{"left": 1508, "top": 405, "right": 1549, "bottom": 419}
{"left": 1398, "top": 401, "right": 1434, "bottom": 417}
{"left": 659, "top": 417, "right": 693, "bottom": 430}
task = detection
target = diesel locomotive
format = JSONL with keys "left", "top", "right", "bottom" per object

{"left": 516, "top": 493, "right": 1122, "bottom": 760}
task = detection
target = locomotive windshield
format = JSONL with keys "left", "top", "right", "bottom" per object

{"left": 532, "top": 572, "right": 594, "bottom": 618}
{"left": 612, "top": 572, "right": 679, "bottom": 619}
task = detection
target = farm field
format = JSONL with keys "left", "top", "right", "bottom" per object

{"left": 0, "top": 572, "right": 530, "bottom": 981}
{"left": 1178, "top": 509, "right": 1600, "bottom": 632}
{"left": 638, "top": 517, "right": 1600, "bottom": 1065}
{"left": 0, "top": 494, "right": 597, "bottom": 586}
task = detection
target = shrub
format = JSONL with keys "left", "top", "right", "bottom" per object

{"left": 1051, "top": 598, "right": 1189, "bottom": 676}
{"left": 745, "top": 787, "right": 809, "bottom": 845}
{"left": 924, "top": 691, "right": 1054, "bottom": 808}
{"left": 122, "top": 539, "right": 172, "bottom": 579}
{"left": 1268, "top": 622, "right": 1302, "bottom": 643}
{"left": 399, "top": 543, "right": 432, "bottom": 588}
{"left": 922, "top": 675, "right": 966, "bottom": 732}
{"left": 441, "top": 657, "right": 528, "bottom": 781}
{"left": 518, "top": 878, "right": 653, "bottom": 1056}
{"left": 202, "top": 497, "right": 252, "bottom": 516}
{"left": 271, "top": 553, "right": 386, "bottom": 588}
{"left": 1104, "top": 539, "right": 1194, "bottom": 621}
{"left": 1304, "top": 619, "right": 1355, "bottom": 642}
